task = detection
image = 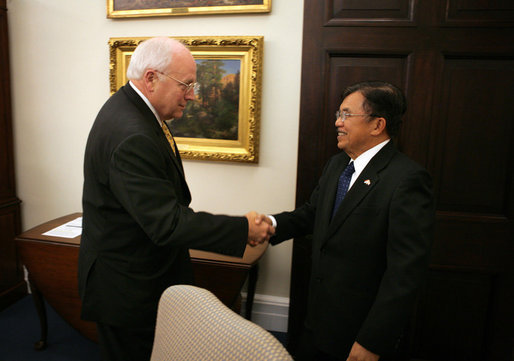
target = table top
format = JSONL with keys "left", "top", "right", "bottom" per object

{"left": 16, "top": 213, "right": 268, "bottom": 266}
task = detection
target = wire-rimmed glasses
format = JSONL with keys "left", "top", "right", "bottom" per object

{"left": 156, "top": 70, "right": 199, "bottom": 94}
{"left": 335, "top": 110, "right": 378, "bottom": 122}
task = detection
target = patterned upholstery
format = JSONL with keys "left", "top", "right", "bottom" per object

{"left": 150, "top": 285, "right": 293, "bottom": 361}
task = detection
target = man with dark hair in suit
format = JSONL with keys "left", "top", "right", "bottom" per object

{"left": 79, "top": 37, "right": 273, "bottom": 361}
{"left": 260, "top": 81, "right": 434, "bottom": 360}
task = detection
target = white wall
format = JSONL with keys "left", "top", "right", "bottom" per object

{"left": 7, "top": 0, "right": 304, "bottom": 299}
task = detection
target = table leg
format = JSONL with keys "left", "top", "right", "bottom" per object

{"left": 245, "top": 263, "right": 259, "bottom": 320}
{"left": 28, "top": 277, "right": 47, "bottom": 350}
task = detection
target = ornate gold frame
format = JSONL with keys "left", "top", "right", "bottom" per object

{"left": 109, "top": 36, "right": 263, "bottom": 163}
{"left": 107, "top": 0, "right": 271, "bottom": 18}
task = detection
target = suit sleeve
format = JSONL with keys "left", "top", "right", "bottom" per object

{"left": 356, "top": 168, "right": 434, "bottom": 355}
{"left": 270, "top": 156, "right": 338, "bottom": 245}
{"left": 271, "top": 192, "right": 317, "bottom": 245}
{"left": 108, "top": 133, "right": 247, "bottom": 257}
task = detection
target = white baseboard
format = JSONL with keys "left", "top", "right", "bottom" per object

{"left": 240, "top": 293, "right": 289, "bottom": 333}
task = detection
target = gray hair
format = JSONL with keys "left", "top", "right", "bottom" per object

{"left": 126, "top": 37, "right": 183, "bottom": 80}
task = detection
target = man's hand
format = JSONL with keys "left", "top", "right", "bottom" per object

{"left": 347, "top": 342, "right": 379, "bottom": 361}
{"left": 246, "top": 211, "right": 275, "bottom": 246}
{"left": 254, "top": 213, "right": 273, "bottom": 226}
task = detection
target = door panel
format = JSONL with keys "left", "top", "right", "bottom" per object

{"left": 435, "top": 58, "right": 514, "bottom": 214}
{"left": 327, "top": 0, "right": 416, "bottom": 25}
{"left": 413, "top": 269, "right": 493, "bottom": 360}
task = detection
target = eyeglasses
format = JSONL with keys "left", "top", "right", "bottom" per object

{"left": 156, "top": 70, "right": 199, "bottom": 93}
{"left": 335, "top": 110, "right": 377, "bottom": 122}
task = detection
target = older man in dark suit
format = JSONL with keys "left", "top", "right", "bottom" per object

{"left": 79, "top": 37, "right": 273, "bottom": 361}
{"left": 262, "top": 81, "right": 434, "bottom": 361}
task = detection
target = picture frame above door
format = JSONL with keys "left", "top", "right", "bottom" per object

{"left": 107, "top": 0, "right": 271, "bottom": 18}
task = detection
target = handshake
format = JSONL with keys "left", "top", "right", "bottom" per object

{"left": 245, "top": 211, "right": 275, "bottom": 247}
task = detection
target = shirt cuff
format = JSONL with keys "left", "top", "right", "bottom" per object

{"left": 267, "top": 215, "right": 277, "bottom": 228}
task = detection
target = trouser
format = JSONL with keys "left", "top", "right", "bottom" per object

{"left": 294, "top": 327, "right": 406, "bottom": 361}
{"left": 294, "top": 328, "right": 345, "bottom": 361}
{"left": 96, "top": 322, "right": 154, "bottom": 361}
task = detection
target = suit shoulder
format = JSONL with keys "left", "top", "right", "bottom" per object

{"left": 86, "top": 88, "right": 159, "bottom": 160}
{"left": 390, "top": 151, "right": 428, "bottom": 173}
{"left": 384, "top": 152, "right": 433, "bottom": 190}
{"left": 98, "top": 86, "right": 137, "bottom": 118}
{"left": 325, "top": 152, "right": 350, "bottom": 170}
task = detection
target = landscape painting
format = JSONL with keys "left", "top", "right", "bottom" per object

{"left": 172, "top": 59, "right": 241, "bottom": 141}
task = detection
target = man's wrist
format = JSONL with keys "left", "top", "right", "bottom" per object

{"left": 267, "top": 215, "right": 277, "bottom": 228}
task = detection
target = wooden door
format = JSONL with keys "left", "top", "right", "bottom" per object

{"left": 291, "top": 1, "right": 514, "bottom": 360}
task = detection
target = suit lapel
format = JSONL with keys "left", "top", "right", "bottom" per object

{"left": 325, "top": 142, "right": 397, "bottom": 240}
{"left": 122, "top": 83, "right": 191, "bottom": 201}
{"left": 317, "top": 153, "right": 351, "bottom": 235}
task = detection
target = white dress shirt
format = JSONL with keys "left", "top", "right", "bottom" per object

{"left": 347, "top": 139, "right": 390, "bottom": 190}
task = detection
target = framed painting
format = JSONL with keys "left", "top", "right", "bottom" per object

{"left": 107, "top": 0, "right": 271, "bottom": 18}
{"left": 109, "top": 36, "right": 264, "bottom": 163}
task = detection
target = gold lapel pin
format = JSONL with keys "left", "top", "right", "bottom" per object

{"left": 364, "top": 179, "right": 371, "bottom": 186}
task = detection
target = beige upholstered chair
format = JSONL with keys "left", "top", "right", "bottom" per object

{"left": 150, "top": 285, "right": 293, "bottom": 361}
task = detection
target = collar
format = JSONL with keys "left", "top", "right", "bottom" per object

{"left": 351, "top": 139, "right": 390, "bottom": 175}
{"left": 129, "top": 81, "right": 164, "bottom": 127}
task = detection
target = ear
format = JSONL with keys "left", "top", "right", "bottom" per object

{"left": 142, "top": 70, "right": 158, "bottom": 92}
{"left": 371, "top": 116, "right": 387, "bottom": 136}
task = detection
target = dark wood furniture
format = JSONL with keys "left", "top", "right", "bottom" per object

{"left": 16, "top": 213, "right": 267, "bottom": 349}
{"left": 0, "top": 0, "right": 26, "bottom": 311}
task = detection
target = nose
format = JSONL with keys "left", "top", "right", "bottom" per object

{"left": 185, "top": 88, "right": 195, "bottom": 101}
{"left": 335, "top": 115, "right": 344, "bottom": 127}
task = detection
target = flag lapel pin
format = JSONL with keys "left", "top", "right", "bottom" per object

{"left": 364, "top": 179, "right": 371, "bottom": 186}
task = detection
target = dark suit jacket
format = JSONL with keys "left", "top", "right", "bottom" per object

{"left": 79, "top": 83, "right": 247, "bottom": 328}
{"left": 272, "top": 141, "right": 434, "bottom": 357}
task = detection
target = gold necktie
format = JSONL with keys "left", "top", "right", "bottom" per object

{"left": 161, "top": 122, "right": 177, "bottom": 155}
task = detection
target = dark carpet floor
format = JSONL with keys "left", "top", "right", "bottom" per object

{"left": 0, "top": 295, "right": 99, "bottom": 360}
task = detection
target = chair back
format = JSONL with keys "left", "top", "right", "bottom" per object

{"left": 150, "top": 285, "right": 292, "bottom": 361}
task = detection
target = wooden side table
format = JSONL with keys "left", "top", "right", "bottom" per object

{"left": 16, "top": 213, "right": 267, "bottom": 349}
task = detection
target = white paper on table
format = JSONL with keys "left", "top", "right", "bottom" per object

{"left": 42, "top": 217, "right": 83, "bottom": 238}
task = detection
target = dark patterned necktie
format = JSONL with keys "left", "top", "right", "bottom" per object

{"left": 332, "top": 161, "right": 355, "bottom": 218}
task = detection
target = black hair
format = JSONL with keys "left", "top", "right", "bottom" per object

{"left": 342, "top": 81, "right": 406, "bottom": 137}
